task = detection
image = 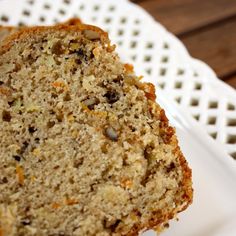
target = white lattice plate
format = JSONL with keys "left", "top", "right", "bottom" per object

{"left": 0, "top": 0, "right": 236, "bottom": 235}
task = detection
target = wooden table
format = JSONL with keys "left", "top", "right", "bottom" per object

{"left": 132, "top": 0, "right": 236, "bottom": 89}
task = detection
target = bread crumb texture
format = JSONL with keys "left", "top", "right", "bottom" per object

{"left": 0, "top": 26, "right": 18, "bottom": 44}
{"left": 0, "top": 24, "right": 193, "bottom": 236}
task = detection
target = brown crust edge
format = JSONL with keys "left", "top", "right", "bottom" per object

{"left": 125, "top": 109, "right": 193, "bottom": 235}
{"left": 0, "top": 23, "right": 109, "bottom": 54}
{"left": 0, "top": 25, "right": 15, "bottom": 31}
{"left": 123, "top": 85, "right": 192, "bottom": 235}
{"left": 0, "top": 18, "right": 83, "bottom": 46}
{"left": 0, "top": 18, "right": 82, "bottom": 35}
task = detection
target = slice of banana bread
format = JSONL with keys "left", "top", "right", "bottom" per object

{"left": 0, "top": 24, "right": 192, "bottom": 236}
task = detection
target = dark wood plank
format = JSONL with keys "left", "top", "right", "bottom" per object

{"left": 180, "top": 16, "right": 236, "bottom": 78}
{"left": 226, "top": 75, "right": 236, "bottom": 89}
{"left": 133, "top": 0, "right": 236, "bottom": 35}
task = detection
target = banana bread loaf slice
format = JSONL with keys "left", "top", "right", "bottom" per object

{"left": 0, "top": 24, "right": 192, "bottom": 236}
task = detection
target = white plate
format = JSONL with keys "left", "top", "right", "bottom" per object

{"left": 0, "top": 0, "right": 236, "bottom": 235}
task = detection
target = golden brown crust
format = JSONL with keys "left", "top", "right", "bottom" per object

{"left": 126, "top": 212, "right": 174, "bottom": 236}
{"left": 0, "top": 18, "right": 83, "bottom": 46}
{"left": 177, "top": 151, "right": 193, "bottom": 210}
{"left": 0, "top": 18, "right": 82, "bottom": 33}
{"left": 0, "top": 24, "right": 109, "bottom": 54}
{"left": 0, "top": 25, "right": 15, "bottom": 31}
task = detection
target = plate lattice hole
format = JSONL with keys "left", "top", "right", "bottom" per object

{"left": 161, "top": 56, "right": 168, "bottom": 63}
{"left": 0, "top": 15, "right": 9, "bottom": 22}
{"left": 118, "top": 29, "right": 124, "bottom": 36}
{"left": 160, "top": 68, "right": 166, "bottom": 76}
{"left": 194, "top": 83, "right": 202, "bottom": 90}
{"left": 159, "top": 83, "right": 165, "bottom": 89}
{"left": 227, "top": 103, "right": 235, "bottom": 110}
{"left": 27, "top": 0, "right": 34, "bottom": 5}
{"left": 190, "top": 98, "right": 199, "bottom": 106}
{"left": 131, "top": 55, "right": 137, "bottom": 61}
{"left": 44, "top": 4, "right": 51, "bottom": 9}
{"left": 104, "top": 17, "right": 112, "bottom": 23}
{"left": 208, "top": 116, "right": 216, "bottom": 125}
{"left": 18, "top": 21, "right": 26, "bottom": 26}
{"left": 39, "top": 16, "right": 45, "bottom": 22}
{"left": 59, "top": 9, "right": 66, "bottom": 15}
{"left": 120, "top": 17, "right": 127, "bottom": 24}
{"left": 146, "top": 68, "right": 152, "bottom": 75}
{"left": 177, "top": 68, "right": 185, "bottom": 75}
{"left": 193, "top": 114, "right": 200, "bottom": 121}
{"left": 133, "top": 30, "right": 140, "bottom": 36}
{"left": 144, "top": 55, "right": 151, "bottom": 62}
{"left": 109, "top": 5, "right": 115, "bottom": 11}
{"left": 227, "top": 134, "right": 236, "bottom": 144}
{"left": 93, "top": 5, "right": 100, "bottom": 11}
{"left": 174, "top": 81, "right": 182, "bottom": 89}
{"left": 79, "top": 4, "right": 85, "bottom": 10}
{"left": 130, "top": 41, "right": 137, "bottom": 48}
{"left": 163, "top": 42, "right": 169, "bottom": 49}
{"left": 63, "top": 0, "right": 70, "bottom": 4}
{"left": 22, "top": 10, "right": 30, "bottom": 16}
{"left": 231, "top": 152, "right": 236, "bottom": 160}
{"left": 210, "top": 132, "right": 217, "bottom": 139}
{"left": 146, "top": 42, "right": 153, "bottom": 49}
{"left": 175, "top": 97, "right": 182, "bottom": 104}
{"left": 208, "top": 101, "right": 218, "bottom": 109}
{"left": 227, "top": 118, "right": 236, "bottom": 127}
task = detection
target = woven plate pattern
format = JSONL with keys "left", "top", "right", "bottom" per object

{"left": 0, "top": 0, "right": 235, "bottom": 158}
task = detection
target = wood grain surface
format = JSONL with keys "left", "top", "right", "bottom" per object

{"left": 132, "top": 0, "right": 236, "bottom": 89}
